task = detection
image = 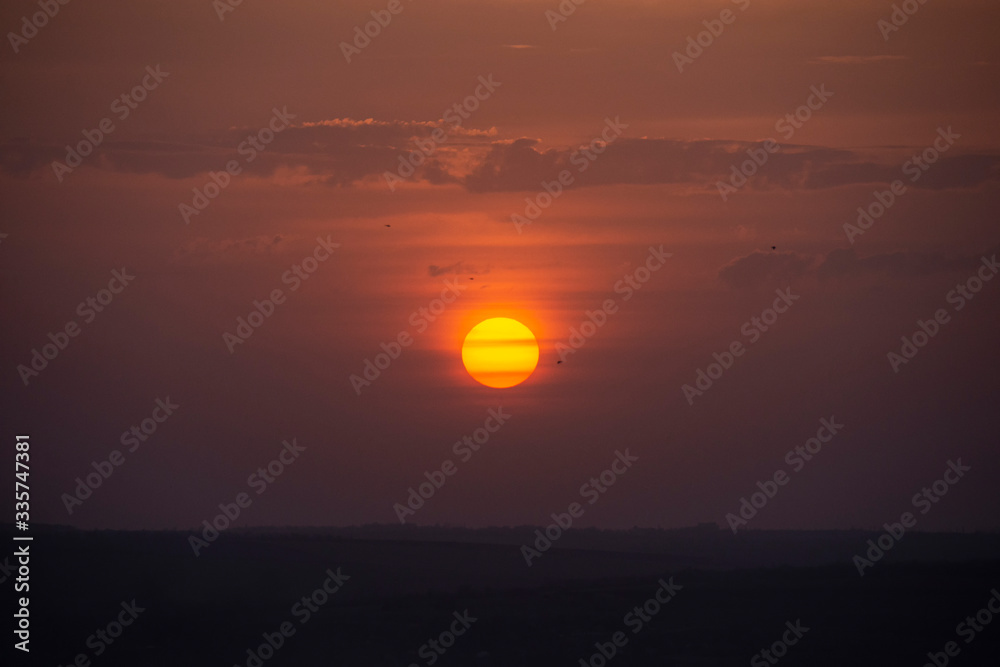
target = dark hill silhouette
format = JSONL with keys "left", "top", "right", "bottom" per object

{"left": 5, "top": 524, "right": 999, "bottom": 666}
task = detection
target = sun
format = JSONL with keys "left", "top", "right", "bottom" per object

{"left": 461, "top": 317, "right": 540, "bottom": 388}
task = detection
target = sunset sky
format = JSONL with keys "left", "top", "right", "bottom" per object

{"left": 2, "top": 0, "right": 998, "bottom": 532}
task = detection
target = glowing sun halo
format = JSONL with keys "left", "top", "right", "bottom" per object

{"left": 461, "top": 317, "right": 539, "bottom": 388}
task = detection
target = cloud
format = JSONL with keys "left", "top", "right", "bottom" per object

{"left": 427, "top": 262, "right": 489, "bottom": 277}
{"left": 719, "top": 246, "right": 992, "bottom": 289}
{"left": 461, "top": 137, "right": 1000, "bottom": 193}
{"left": 0, "top": 118, "right": 497, "bottom": 185}
{"left": 3, "top": 124, "right": 999, "bottom": 195}
{"left": 295, "top": 118, "right": 497, "bottom": 141}
{"left": 809, "top": 55, "right": 909, "bottom": 65}
{"left": 719, "top": 251, "right": 815, "bottom": 289}
{"left": 174, "top": 235, "right": 286, "bottom": 263}
{"left": 817, "top": 248, "right": 975, "bottom": 280}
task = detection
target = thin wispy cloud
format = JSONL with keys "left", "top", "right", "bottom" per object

{"left": 809, "top": 55, "right": 909, "bottom": 65}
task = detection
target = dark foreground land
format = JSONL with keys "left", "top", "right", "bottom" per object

{"left": 6, "top": 525, "right": 1000, "bottom": 666}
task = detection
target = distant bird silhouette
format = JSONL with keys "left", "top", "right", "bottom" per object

{"left": 771, "top": 246, "right": 776, "bottom": 250}
{"left": 385, "top": 224, "right": 391, "bottom": 227}
{"left": 557, "top": 360, "right": 563, "bottom": 364}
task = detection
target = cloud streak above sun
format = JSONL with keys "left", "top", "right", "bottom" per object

{"left": 5, "top": 129, "right": 1000, "bottom": 196}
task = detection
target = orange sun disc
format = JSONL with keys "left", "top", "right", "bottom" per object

{"left": 461, "top": 317, "right": 540, "bottom": 388}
